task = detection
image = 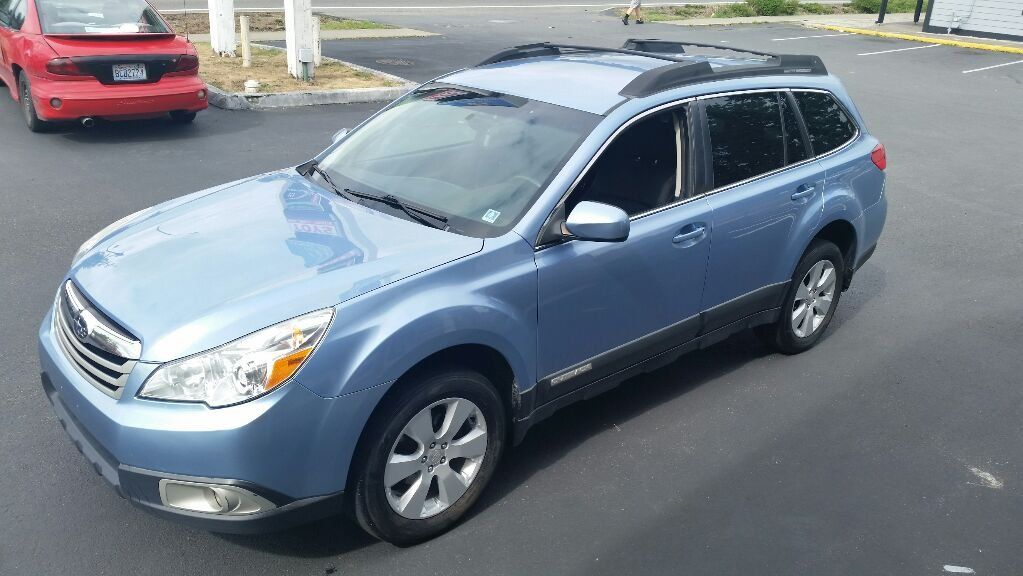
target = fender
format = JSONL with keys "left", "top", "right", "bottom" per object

{"left": 297, "top": 233, "right": 539, "bottom": 401}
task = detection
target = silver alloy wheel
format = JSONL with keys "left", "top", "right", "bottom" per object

{"left": 792, "top": 259, "right": 837, "bottom": 338}
{"left": 384, "top": 397, "right": 488, "bottom": 519}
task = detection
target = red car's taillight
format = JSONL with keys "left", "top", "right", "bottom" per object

{"left": 173, "top": 54, "right": 199, "bottom": 73}
{"left": 871, "top": 143, "right": 887, "bottom": 171}
{"left": 46, "top": 57, "right": 88, "bottom": 76}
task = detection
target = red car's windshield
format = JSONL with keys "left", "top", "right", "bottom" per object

{"left": 36, "top": 0, "right": 170, "bottom": 34}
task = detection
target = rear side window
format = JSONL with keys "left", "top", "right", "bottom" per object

{"left": 793, "top": 91, "right": 857, "bottom": 155}
{"left": 704, "top": 93, "right": 785, "bottom": 189}
{"left": 9, "top": 0, "right": 25, "bottom": 28}
{"left": 1, "top": 0, "right": 25, "bottom": 29}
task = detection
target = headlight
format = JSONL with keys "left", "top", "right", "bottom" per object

{"left": 72, "top": 206, "right": 154, "bottom": 265}
{"left": 139, "top": 309, "right": 334, "bottom": 408}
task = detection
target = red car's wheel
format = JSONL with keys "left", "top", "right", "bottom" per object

{"left": 18, "top": 73, "right": 49, "bottom": 133}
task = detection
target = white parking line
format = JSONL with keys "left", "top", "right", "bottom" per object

{"left": 962, "top": 59, "right": 1023, "bottom": 74}
{"left": 771, "top": 33, "right": 853, "bottom": 41}
{"left": 857, "top": 44, "right": 941, "bottom": 56}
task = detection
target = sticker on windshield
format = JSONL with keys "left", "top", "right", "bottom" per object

{"left": 481, "top": 209, "right": 501, "bottom": 224}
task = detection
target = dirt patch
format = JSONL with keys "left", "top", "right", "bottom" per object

{"left": 162, "top": 12, "right": 394, "bottom": 35}
{"left": 195, "top": 42, "right": 401, "bottom": 93}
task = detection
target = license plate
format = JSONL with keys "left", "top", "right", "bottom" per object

{"left": 112, "top": 63, "right": 147, "bottom": 82}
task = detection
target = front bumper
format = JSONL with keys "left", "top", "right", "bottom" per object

{"left": 38, "top": 307, "right": 390, "bottom": 533}
{"left": 29, "top": 74, "right": 209, "bottom": 121}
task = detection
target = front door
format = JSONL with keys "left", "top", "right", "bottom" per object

{"left": 535, "top": 105, "right": 712, "bottom": 401}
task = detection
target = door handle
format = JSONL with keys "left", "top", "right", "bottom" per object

{"left": 791, "top": 184, "right": 816, "bottom": 201}
{"left": 672, "top": 225, "right": 706, "bottom": 244}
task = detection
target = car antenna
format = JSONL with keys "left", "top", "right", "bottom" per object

{"left": 183, "top": 0, "right": 190, "bottom": 41}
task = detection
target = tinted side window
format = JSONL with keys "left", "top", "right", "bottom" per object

{"left": 793, "top": 91, "right": 857, "bottom": 155}
{"left": 0, "top": 0, "right": 11, "bottom": 26}
{"left": 780, "top": 94, "right": 809, "bottom": 165}
{"left": 8, "top": 0, "right": 24, "bottom": 28}
{"left": 569, "top": 109, "right": 680, "bottom": 217}
{"left": 705, "top": 93, "right": 784, "bottom": 189}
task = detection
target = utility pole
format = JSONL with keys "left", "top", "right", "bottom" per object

{"left": 207, "top": 0, "right": 236, "bottom": 56}
{"left": 284, "top": 0, "right": 316, "bottom": 80}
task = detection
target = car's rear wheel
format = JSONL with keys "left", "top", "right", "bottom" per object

{"left": 351, "top": 367, "right": 506, "bottom": 545}
{"left": 757, "top": 239, "right": 844, "bottom": 354}
{"left": 18, "top": 73, "right": 48, "bottom": 133}
{"left": 169, "top": 110, "right": 197, "bottom": 124}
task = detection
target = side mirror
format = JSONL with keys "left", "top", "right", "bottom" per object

{"left": 565, "top": 201, "right": 630, "bottom": 242}
{"left": 331, "top": 128, "right": 349, "bottom": 144}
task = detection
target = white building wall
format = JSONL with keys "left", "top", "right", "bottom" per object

{"left": 927, "top": 0, "right": 1023, "bottom": 38}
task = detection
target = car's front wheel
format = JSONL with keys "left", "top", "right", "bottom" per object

{"left": 758, "top": 239, "right": 845, "bottom": 354}
{"left": 351, "top": 367, "right": 506, "bottom": 545}
{"left": 18, "top": 73, "right": 48, "bottom": 133}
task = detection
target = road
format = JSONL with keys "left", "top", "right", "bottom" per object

{"left": 153, "top": 0, "right": 844, "bottom": 11}
{"left": 1, "top": 7, "right": 1022, "bottom": 576}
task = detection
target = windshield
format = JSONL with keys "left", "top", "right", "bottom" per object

{"left": 37, "top": 0, "right": 170, "bottom": 34}
{"left": 318, "top": 85, "right": 601, "bottom": 237}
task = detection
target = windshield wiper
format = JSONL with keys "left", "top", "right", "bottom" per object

{"left": 342, "top": 188, "right": 449, "bottom": 231}
{"left": 302, "top": 161, "right": 448, "bottom": 231}
{"left": 305, "top": 162, "right": 357, "bottom": 203}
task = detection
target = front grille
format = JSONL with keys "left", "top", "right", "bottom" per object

{"left": 54, "top": 282, "right": 140, "bottom": 398}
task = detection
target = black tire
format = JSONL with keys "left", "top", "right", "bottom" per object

{"left": 757, "top": 239, "right": 845, "bottom": 355}
{"left": 18, "top": 73, "right": 48, "bottom": 133}
{"left": 351, "top": 367, "right": 506, "bottom": 545}
{"left": 170, "top": 110, "right": 197, "bottom": 124}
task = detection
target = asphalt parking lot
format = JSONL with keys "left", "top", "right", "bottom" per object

{"left": 2, "top": 7, "right": 1022, "bottom": 576}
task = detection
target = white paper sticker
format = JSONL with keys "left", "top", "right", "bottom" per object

{"left": 482, "top": 209, "right": 501, "bottom": 224}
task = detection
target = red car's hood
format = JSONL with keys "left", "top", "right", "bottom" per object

{"left": 44, "top": 34, "right": 190, "bottom": 57}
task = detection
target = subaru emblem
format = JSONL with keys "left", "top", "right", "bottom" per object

{"left": 71, "top": 309, "right": 90, "bottom": 342}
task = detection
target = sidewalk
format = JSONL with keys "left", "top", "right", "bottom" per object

{"left": 658, "top": 12, "right": 1023, "bottom": 53}
{"left": 185, "top": 27, "right": 436, "bottom": 43}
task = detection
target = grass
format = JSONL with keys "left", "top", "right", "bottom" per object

{"left": 162, "top": 12, "right": 395, "bottom": 35}
{"left": 319, "top": 18, "right": 394, "bottom": 30}
{"left": 630, "top": 0, "right": 927, "bottom": 21}
{"left": 194, "top": 42, "right": 401, "bottom": 93}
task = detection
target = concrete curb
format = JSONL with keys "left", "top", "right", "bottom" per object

{"left": 812, "top": 24, "right": 1023, "bottom": 54}
{"left": 185, "top": 28, "right": 436, "bottom": 42}
{"left": 206, "top": 44, "right": 415, "bottom": 110}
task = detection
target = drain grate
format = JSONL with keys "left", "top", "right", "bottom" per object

{"left": 376, "top": 58, "right": 415, "bottom": 66}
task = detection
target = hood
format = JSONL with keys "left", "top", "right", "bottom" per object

{"left": 70, "top": 170, "right": 483, "bottom": 362}
{"left": 44, "top": 34, "right": 189, "bottom": 57}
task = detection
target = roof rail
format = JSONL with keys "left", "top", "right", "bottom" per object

{"left": 476, "top": 42, "right": 691, "bottom": 67}
{"left": 621, "top": 38, "right": 777, "bottom": 59}
{"left": 474, "top": 40, "right": 828, "bottom": 99}
{"left": 619, "top": 53, "right": 828, "bottom": 98}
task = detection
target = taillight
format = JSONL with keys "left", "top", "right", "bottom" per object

{"left": 46, "top": 57, "right": 88, "bottom": 76}
{"left": 871, "top": 143, "right": 887, "bottom": 171}
{"left": 174, "top": 54, "right": 199, "bottom": 73}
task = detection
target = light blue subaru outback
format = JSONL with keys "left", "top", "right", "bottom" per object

{"left": 39, "top": 40, "right": 887, "bottom": 544}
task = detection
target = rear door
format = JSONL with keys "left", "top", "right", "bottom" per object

{"left": 697, "top": 90, "right": 825, "bottom": 331}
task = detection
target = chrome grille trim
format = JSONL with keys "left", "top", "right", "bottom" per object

{"left": 54, "top": 281, "right": 140, "bottom": 398}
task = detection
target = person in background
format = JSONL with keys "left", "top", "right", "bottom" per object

{"left": 622, "top": 0, "right": 644, "bottom": 25}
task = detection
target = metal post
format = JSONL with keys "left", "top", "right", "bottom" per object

{"left": 207, "top": 0, "right": 236, "bottom": 55}
{"left": 284, "top": 0, "right": 314, "bottom": 79}
{"left": 877, "top": 0, "right": 890, "bottom": 23}
{"left": 913, "top": 0, "right": 924, "bottom": 22}
{"left": 313, "top": 16, "right": 322, "bottom": 67}
{"left": 240, "top": 15, "right": 251, "bottom": 67}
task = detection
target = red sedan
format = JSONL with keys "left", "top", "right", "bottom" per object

{"left": 0, "top": 0, "right": 207, "bottom": 131}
